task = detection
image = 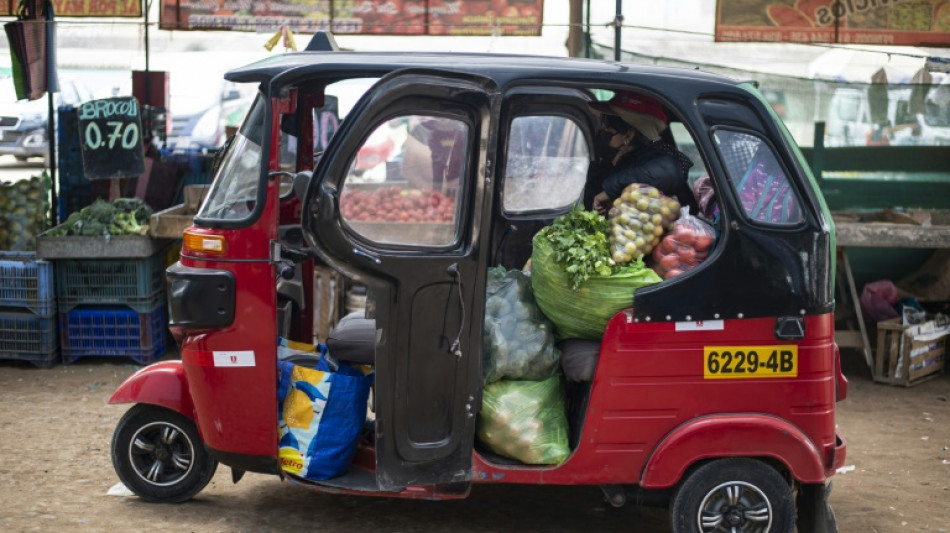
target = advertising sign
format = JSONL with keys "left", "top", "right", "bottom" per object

{"left": 77, "top": 97, "right": 146, "bottom": 180}
{"left": 1, "top": 0, "right": 142, "bottom": 17}
{"left": 158, "top": 0, "right": 543, "bottom": 36}
{"left": 716, "top": 0, "right": 950, "bottom": 46}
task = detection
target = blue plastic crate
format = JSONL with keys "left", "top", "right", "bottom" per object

{"left": 55, "top": 254, "right": 165, "bottom": 313}
{"left": 0, "top": 252, "right": 56, "bottom": 316}
{"left": 0, "top": 310, "right": 58, "bottom": 368}
{"left": 60, "top": 304, "right": 166, "bottom": 365}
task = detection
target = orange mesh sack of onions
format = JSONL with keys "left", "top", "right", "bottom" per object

{"left": 607, "top": 184, "right": 680, "bottom": 264}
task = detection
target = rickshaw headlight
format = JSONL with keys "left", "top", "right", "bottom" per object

{"left": 183, "top": 231, "right": 227, "bottom": 255}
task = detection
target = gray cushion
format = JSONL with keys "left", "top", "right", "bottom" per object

{"left": 559, "top": 339, "right": 601, "bottom": 381}
{"left": 327, "top": 312, "right": 376, "bottom": 365}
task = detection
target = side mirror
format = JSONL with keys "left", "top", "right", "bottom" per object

{"left": 293, "top": 171, "right": 312, "bottom": 203}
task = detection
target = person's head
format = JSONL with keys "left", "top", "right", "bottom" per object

{"left": 601, "top": 113, "right": 636, "bottom": 149}
{"left": 591, "top": 91, "right": 669, "bottom": 142}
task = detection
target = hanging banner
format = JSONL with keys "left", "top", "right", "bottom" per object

{"left": 715, "top": 0, "right": 950, "bottom": 46}
{"left": 1, "top": 0, "right": 142, "bottom": 17}
{"left": 158, "top": 0, "right": 543, "bottom": 36}
{"left": 77, "top": 97, "right": 146, "bottom": 180}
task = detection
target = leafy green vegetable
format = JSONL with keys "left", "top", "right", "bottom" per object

{"left": 535, "top": 207, "right": 616, "bottom": 290}
{"left": 47, "top": 198, "right": 152, "bottom": 237}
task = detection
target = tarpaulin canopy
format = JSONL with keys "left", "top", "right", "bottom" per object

{"left": 158, "top": 0, "right": 544, "bottom": 36}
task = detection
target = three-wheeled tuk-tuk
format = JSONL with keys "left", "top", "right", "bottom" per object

{"left": 109, "top": 33, "right": 847, "bottom": 532}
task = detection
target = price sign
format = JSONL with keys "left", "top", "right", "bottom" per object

{"left": 77, "top": 97, "right": 146, "bottom": 180}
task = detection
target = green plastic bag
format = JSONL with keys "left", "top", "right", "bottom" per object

{"left": 477, "top": 376, "right": 569, "bottom": 465}
{"left": 531, "top": 233, "right": 662, "bottom": 340}
{"left": 483, "top": 266, "right": 560, "bottom": 385}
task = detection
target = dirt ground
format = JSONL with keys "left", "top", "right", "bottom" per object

{"left": 0, "top": 350, "right": 948, "bottom": 533}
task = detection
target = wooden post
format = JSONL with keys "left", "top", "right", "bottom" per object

{"left": 567, "top": 0, "right": 584, "bottom": 58}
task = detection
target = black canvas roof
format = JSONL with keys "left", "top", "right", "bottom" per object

{"left": 224, "top": 50, "right": 741, "bottom": 93}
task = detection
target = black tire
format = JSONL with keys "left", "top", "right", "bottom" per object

{"left": 670, "top": 458, "right": 795, "bottom": 533}
{"left": 796, "top": 482, "right": 838, "bottom": 533}
{"left": 111, "top": 404, "right": 217, "bottom": 503}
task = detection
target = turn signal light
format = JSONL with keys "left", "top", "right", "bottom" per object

{"left": 183, "top": 231, "right": 227, "bottom": 255}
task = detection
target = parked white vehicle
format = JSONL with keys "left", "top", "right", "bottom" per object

{"left": 825, "top": 75, "right": 950, "bottom": 147}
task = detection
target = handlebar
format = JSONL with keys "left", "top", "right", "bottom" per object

{"left": 280, "top": 245, "right": 311, "bottom": 264}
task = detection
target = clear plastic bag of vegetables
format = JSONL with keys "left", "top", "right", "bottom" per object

{"left": 607, "top": 183, "right": 680, "bottom": 264}
{"left": 532, "top": 231, "right": 663, "bottom": 340}
{"left": 483, "top": 266, "right": 560, "bottom": 385}
{"left": 651, "top": 207, "right": 716, "bottom": 280}
{"left": 476, "top": 375, "right": 569, "bottom": 465}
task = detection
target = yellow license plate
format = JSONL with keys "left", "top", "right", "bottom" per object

{"left": 703, "top": 345, "right": 798, "bottom": 379}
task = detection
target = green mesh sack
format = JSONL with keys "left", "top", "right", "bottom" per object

{"left": 476, "top": 375, "right": 569, "bottom": 465}
{"left": 531, "top": 233, "right": 662, "bottom": 340}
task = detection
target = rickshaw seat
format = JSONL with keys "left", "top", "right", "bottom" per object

{"left": 326, "top": 311, "right": 376, "bottom": 366}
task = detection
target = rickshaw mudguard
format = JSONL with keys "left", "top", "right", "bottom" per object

{"left": 640, "top": 414, "right": 826, "bottom": 489}
{"left": 108, "top": 360, "right": 195, "bottom": 420}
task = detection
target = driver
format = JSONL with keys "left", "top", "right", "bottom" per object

{"left": 585, "top": 92, "right": 697, "bottom": 215}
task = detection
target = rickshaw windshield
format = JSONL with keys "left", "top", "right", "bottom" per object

{"left": 196, "top": 93, "right": 267, "bottom": 223}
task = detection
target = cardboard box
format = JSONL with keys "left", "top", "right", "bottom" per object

{"left": 874, "top": 316, "right": 948, "bottom": 387}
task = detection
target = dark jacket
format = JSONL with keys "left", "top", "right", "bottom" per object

{"left": 590, "top": 137, "right": 698, "bottom": 213}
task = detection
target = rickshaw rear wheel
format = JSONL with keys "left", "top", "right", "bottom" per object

{"left": 111, "top": 404, "right": 218, "bottom": 503}
{"left": 669, "top": 458, "right": 794, "bottom": 533}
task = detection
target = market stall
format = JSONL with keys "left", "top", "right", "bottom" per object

{"left": 833, "top": 209, "right": 950, "bottom": 385}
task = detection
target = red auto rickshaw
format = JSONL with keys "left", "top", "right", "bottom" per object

{"left": 109, "top": 33, "right": 846, "bottom": 533}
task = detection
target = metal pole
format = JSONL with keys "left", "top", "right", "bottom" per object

{"left": 47, "top": 89, "right": 57, "bottom": 225}
{"left": 614, "top": 0, "right": 623, "bottom": 61}
{"left": 585, "top": 0, "right": 591, "bottom": 58}
{"left": 45, "top": 0, "right": 57, "bottom": 225}
{"left": 144, "top": 0, "right": 150, "bottom": 104}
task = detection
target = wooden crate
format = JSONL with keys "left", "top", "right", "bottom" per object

{"left": 148, "top": 185, "right": 210, "bottom": 239}
{"left": 314, "top": 266, "right": 345, "bottom": 343}
{"left": 874, "top": 317, "right": 947, "bottom": 387}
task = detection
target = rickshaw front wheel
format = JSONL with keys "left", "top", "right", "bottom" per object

{"left": 111, "top": 404, "right": 218, "bottom": 503}
{"left": 669, "top": 458, "right": 794, "bottom": 533}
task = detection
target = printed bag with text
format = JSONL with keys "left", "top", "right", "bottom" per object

{"left": 277, "top": 357, "right": 374, "bottom": 481}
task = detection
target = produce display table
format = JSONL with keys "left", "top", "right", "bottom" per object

{"left": 35, "top": 233, "right": 162, "bottom": 259}
{"left": 833, "top": 210, "right": 950, "bottom": 368}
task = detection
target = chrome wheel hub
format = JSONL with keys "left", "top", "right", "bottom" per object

{"left": 698, "top": 480, "right": 772, "bottom": 532}
{"left": 128, "top": 421, "right": 195, "bottom": 487}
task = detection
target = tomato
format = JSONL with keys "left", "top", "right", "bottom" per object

{"left": 678, "top": 246, "right": 696, "bottom": 264}
{"left": 673, "top": 223, "right": 697, "bottom": 245}
{"left": 659, "top": 237, "right": 676, "bottom": 254}
{"left": 659, "top": 253, "right": 680, "bottom": 270}
{"left": 665, "top": 268, "right": 684, "bottom": 279}
{"left": 694, "top": 233, "right": 714, "bottom": 252}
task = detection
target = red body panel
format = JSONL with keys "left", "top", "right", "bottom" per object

{"left": 640, "top": 415, "right": 823, "bottom": 488}
{"left": 108, "top": 361, "right": 194, "bottom": 419}
{"left": 175, "top": 107, "right": 283, "bottom": 458}
{"left": 471, "top": 311, "right": 842, "bottom": 487}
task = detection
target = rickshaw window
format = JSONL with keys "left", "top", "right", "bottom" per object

{"left": 713, "top": 129, "right": 804, "bottom": 226}
{"left": 196, "top": 95, "right": 267, "bottom": 224}
{"left": 502, "top": 114, "right": 590, "bottom": 215}
{"left": 339, "top": 113, "right": 469, "bottom": 248}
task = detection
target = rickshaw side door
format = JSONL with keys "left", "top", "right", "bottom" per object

{"left": 303, "top": 71, "right": 496, "bottom": 490}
